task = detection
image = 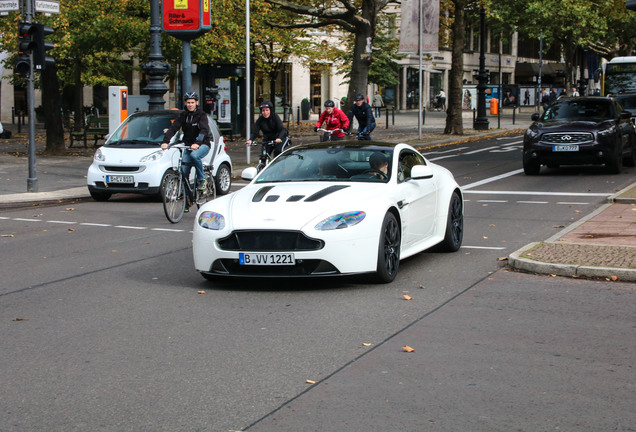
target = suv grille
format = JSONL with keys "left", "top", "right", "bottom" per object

{"left": 542, "top": 132, "right": 593, "bottom": 144}
{"left": 218, "top": 230, "right": 323, "bottom": 251}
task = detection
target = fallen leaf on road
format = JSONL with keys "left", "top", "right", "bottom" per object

{"left": 65, "top": 208, "right": 75, "bottom": 211}
{"left": 497, "top": 257, "right": 508, "bottom": 261}
{"left": 402, "top": 345, "right": 415, "bottom": 353}
{"left": 419, "top": 285, "right": 425, "bottom": 289}
{"left": 12, "top": 318, "right": 28, "bottom": 322}
{"left": 198, "top": 290, "right": 206, "bottom": 294}
{"left": 403, "top": 294, "right": 413, "bottom": 300}
{"left": 305, "top": 379, "right": 316, "bottom": 384}
{"left": 1, "top": 234, "right": 15, "bottom": 237}
{"left": 362, "top": 343, "right": 372, "bottom": 347}
{"left": 610, "top": 275, "right": 618, "bottom": 281}
{"left": 67, "top": 228, "right": 75, "bottom": 232}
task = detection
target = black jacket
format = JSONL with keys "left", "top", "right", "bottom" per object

{"left": 162, "top": 107, "right": 211, "bottom": 145}
{"left": 349, "top": 102, "right": 375, "bottom": 129}
{"left": 250, "top": 102, "right": 287, "bottom": 141}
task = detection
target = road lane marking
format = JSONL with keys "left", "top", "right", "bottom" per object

{"left": 517, "top": 201, "right": 549, "bottom": 204}
{"left": 48, "top": 220, "right": 78, "bottom": 224}
{"left": 464, "top": 189, "right": 610, "bottom": 197}
{"left": 462, "top": 169, "right": 524, "bottom": 189}
{"left": 461, "top": 245, "right": 507, "bottom": 250}
{"left": 80, "top": 223, "right": 112, "bottom": 227}
{"left": 114, "top": 225, "right": 147, "bottom": 230}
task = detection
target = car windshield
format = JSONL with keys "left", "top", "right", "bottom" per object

{"left": 106, "top": 114, "right": 176, "bottom": 147}
{"left": 614, "top": 95, "right": 636, "bottom": 110}
{"left": 254, "top": 147, "right": 393, "bottom": 183}
{"left": 541, "top": 100, "right": 614, "bottom": 121}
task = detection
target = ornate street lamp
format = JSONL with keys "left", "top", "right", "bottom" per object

{"left": 143, "top": 0, "right": 170, "bottom": 110}
{"left": 473, "top": 5, "right": 489, "bottom": 130}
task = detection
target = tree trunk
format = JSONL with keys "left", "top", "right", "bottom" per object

{"left": 445, "top": 0, "right": 465, "bottom": 135}
{"left": 42, "top": 65, "right": 66, "bottom": 155}
{"left": 73, "top": 58, "right": 84, "bottom": 134}
{"left": 346, "top": 0, "right": 376, "bottom": 105}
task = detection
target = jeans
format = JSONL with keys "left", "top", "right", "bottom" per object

{"left": 374, "top": 107, "right": 381, "bottom": 117}
{"left": 358, "top": 122, "right": 376, "bottom": 140}
{"left": 181, "top": 144, "right": 210, "bottom": 184}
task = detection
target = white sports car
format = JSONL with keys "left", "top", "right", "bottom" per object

{"left": 193, "top": 142, "right": 463, "bottom": 283}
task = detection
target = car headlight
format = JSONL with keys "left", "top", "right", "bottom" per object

{"left": 140, "top": 150, "right": 164, "bottom": 163}
{"left": 525, "top": 128, "right": 540, "bottom": 140}
{"left": 94, "top": 148, "right": 105, "bottom": 161}
{"left": 198, "top": 211, "right": 226, "bottom": 230}
{"left": 315, "top": 211, "right": 366, "bottom": 230}
{"left": 598, "top": 125, "right": 616, "bottom": 137}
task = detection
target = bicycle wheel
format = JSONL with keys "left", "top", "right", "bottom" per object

{"left": 196, "top": 172, "right": 216, "bottom": 207}
{"left": 162, "top": 172, "right": 186, "bottom": 223}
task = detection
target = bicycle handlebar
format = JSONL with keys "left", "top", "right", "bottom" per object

{"left": 316, "top": 128, "right": 345, "bottom": 134}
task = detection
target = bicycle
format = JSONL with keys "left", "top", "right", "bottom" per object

{"left": 346, "top": 130, "right": 371, "bottom": 140}
{"left": 248, "top": 140, "right": 276, "bottom": 173}
{"left": 315, "top": 128, "right": 346, "bottom": 142}
{"left": 162, "top": 144, "right": 216, "bottom": 224}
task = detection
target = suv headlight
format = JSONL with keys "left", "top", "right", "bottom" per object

{"left": 598, "top": 125, "right": 616, "bottom": 137}
{"left": 140, "top": 150, "right": 164, "bottom": 163}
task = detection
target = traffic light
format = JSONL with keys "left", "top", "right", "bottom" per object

{"left": 32, "top": 23, "right": 55, "bottom": 71}
{"left": 16, "top": 20, "right": 34, "bottom": 77}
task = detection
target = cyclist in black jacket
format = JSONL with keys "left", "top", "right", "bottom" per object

{"left": 349, "top": 93, "right": 376, "bottom": 140}
{"left": 247, "top": 101, "right": 289, "bottom": 156}
{"left": 161, "top": 91, "right": 211, "bottom": 192}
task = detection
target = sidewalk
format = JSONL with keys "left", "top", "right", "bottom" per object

{"left": 2, "top": 108, "right": 636, "bottom": 281}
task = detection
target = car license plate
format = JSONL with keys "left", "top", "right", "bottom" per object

{"left": 552, "top": 145, "right": 579, "bottom": 152}
{"left": 106, "top": 175, "right": 134, "bottom": 183}
{"left": 239, "top": 253, "right": 295, "bottom": 265}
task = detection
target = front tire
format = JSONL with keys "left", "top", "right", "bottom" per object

{"left": 623, "top": 134, "right": 636, "bottom": 167}
{"left": 162, "top": 172, "right": 186, "bottom": 223}
{"left": 89, "top": 190, "right": 112, "bottom": 201}
{"left": 523, "top": 159, "right": 540, "bottom": 175}
{"left": 436, "top": 191, "right": 464, "bottom": 252}
{"left": 374, "top": 212, "right": 401, "bottom": 283}
{"left": 606, "top": 139, "right": 622, "bottom": 174}
{"left": 215, "top": 163, "right": 232, "bottom": 195}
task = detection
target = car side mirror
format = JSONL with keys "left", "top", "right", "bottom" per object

{"left": 410, "top": 164, "right": 434, "bottom": 180}
{"left": 620, "top": 111, "right": 631, "bottom": 120}
{"left": 531, "top": 112, "right": 540, "bottom": 121}
{"left": 241, "top": 166, "right": 258, "bottom": 181}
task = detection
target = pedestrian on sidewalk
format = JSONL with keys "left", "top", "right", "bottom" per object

{"left": 437, "top": 89, "right": 446, "bottom": 111}
{"left": 372, "top": 91, "right": 384, "bottom": 118}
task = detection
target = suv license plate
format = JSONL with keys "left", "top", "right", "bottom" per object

{"left": 552, "top": 145, "right": 579, "bottom": 152}
{"left": 239, "top": 253, "right": 295, "bottom": 266}
{"left": 106, "top": 175, "right": 134, "bottom": 183}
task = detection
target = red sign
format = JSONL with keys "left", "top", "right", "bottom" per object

{"left": 163, "top": 0, "right": 211, "bottom": 41}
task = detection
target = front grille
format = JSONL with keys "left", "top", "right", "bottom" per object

{"left": 542, "top": 132, "right": 593, "bottom": 144}
{"left": 218, "top": 230, "right": 323, "bottom": 251}
{"left": 210, "top": 259, "right": 338, "bottom": 276}
{"left": 103, "top": 166, "right": 141, "bottom": 172}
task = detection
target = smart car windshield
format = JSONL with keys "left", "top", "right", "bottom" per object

{"left": 541, "top": 99, "right": 614, "bottom": 122}
{"left": 106, "top": 114, "right": 176, "bottom": 147}
{"left": 254, "top": 147, "right": 393, "bottom": 183}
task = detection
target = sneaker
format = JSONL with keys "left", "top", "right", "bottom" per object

{"left": 197, "top": 179, "right": 208, "bottom": 191}
{"left": 184, "top": 206, "right": 189, "bottom": 213}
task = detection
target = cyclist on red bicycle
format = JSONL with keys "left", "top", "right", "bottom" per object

{"left": 161, "top": 91, "right": 211, "bottom": 192}
{"left": 247, "top": 101, "right": 289, "bottom": 157}
{"left": 314, "top": 100, "right": 349, "bottom": 141}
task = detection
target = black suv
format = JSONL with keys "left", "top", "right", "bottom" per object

{"left": 523, "top": 97, "right": 636, "bottom": 174}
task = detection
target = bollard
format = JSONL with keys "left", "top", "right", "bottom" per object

{"left": 422, "top": 107, "right": 426, "bottom": 125}
{"left": 512, "top": 106, "right": 516, "bottom": 124}
{"left": 296, "top": 106, "right": 300, "bottom": 125}
{"left": 392, "top": 105, "right": 395, "bottom": 126}
{"left": 385, "top": 106, "right": 389, "bottom": 128}
{"left": 12, "top": 107, "right": 15, "bottom": 124}
{"left": 472, "top": 108, "right": 476, "bottom": 128}
{"left": 18, "top": 111, "right": 22, "bottom": 133}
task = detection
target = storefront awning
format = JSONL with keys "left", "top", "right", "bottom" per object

{"left": 542, "top": 63, "right": 566, "bottom": 76}
{"left": 515, "top": 62, "right": 540, "bottom": 76}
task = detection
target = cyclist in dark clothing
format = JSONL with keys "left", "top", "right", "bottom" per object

{"left": 161, "top": 91, "right": 211, "bottom": 193}
{"left": 349, "top": 93, "right": 376, "bottom": 140}
{"left": 247, "top": 101, "right": 289, "bottom": 157}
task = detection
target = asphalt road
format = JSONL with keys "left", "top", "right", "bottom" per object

{"left": 1, "top": 135, "right": 634, "bottom": 431}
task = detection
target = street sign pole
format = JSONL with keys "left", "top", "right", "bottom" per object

{"left": 23, "top": 0, "right": 38, "bottom": 192}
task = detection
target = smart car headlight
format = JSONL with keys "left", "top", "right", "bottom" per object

{"left": 198, "top": 211, "right": 226, "bottom": 230}
{"left": 94, "top": 148, "right": 105, "bottom": 161}
{"left": 140, "top": 150, "right": 164, "bottom": 163}
{"left": 315, "top": 211, "right": 366, "bottom": 230}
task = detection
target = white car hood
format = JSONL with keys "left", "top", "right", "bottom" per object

{"left": 99, "top": 145, "right": 165, "bottom": 162}
{"left": 227, "top": 182, "right": 382, "bottom": 229}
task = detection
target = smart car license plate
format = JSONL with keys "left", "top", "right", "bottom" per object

{"left": 552, "top": 145, "right": 579, "bottom": 152}
{"left": 106, "top": 175, "right": 134, "bottom": 183}
{"left": 239, "top": 253, "right": 295, "bottom": 265}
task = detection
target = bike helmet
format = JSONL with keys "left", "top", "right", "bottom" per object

{"left": 259, "top": 101, "right": 273, "bottom": 111}
{"left": 324, "top": 100, "right": 335, "bottom": 107}
{"left": 184, "top": 91, "right": 199, "bottom": 101}
{"left": 354, "top": 93, "right": 364, "bottom": 101}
